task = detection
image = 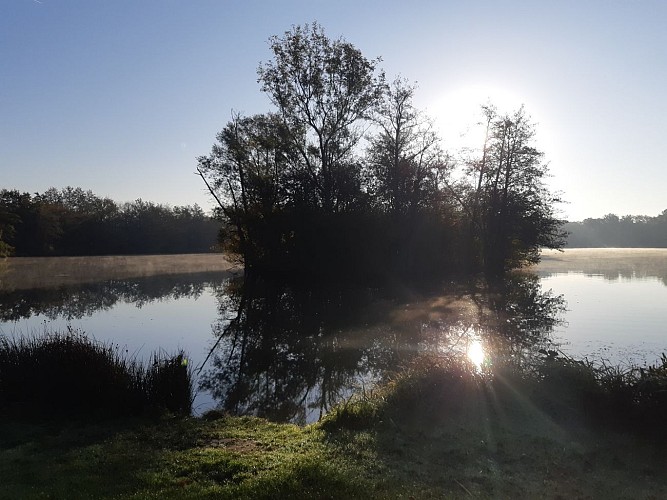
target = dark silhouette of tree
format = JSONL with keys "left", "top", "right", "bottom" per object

{"left": 0, "top": 204, "right": 20, "bottom": 257}
{"left": 453, "top": 106, "right": 565, "bottom": 275}
{"left": 198, "top": 23, "right": 565, "bottom": 282}
{"left": 199, "top": 24, "right": 389, "bottom": 281}
{"left": 257, "top": 21, "right": 385, "bottom": 213}
{"left": 365, "top": 78, "right": 448, "bottom": 216}
{"left": 0, "top": 188, "right": 220, "bottom": 256}
{"left": 0, "top": 190, "right": 62, "bottom": 256}
{"left": 39, "top": 187, "right": 119, "bottom": 255}
{"left": 197, "top": 113, "right": 298, "bottom": 269}
{"left": 363, "top": 77, "right": 459, "bottom": 277}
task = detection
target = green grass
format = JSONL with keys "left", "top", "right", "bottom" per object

{"left": 2, "top": 354, "right": 667, "bottom": 498}
{"left": 0, "top": 415, "right": 380, "bottom": 499}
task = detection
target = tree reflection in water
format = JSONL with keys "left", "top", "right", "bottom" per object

{"left": 459, "top": 274, "right": 566, "bottom": 377}
{"left": 198, "top": 274, "right": 565, "bottom": 424}
{"left": 0, "top": 272, "right": 230, "bottom": 322}
{"left": 0, "top": 267, "right": 564, "bottom": 422}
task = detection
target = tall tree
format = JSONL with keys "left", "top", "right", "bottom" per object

{"left": 363, "top": 78, "right": 457, "bottom": 276}
{"left": 366, "top": 78, "right": 448, "bottom": 216}
{"left": 456, "top": 106, "right": 565, "bottom": 274}
{"left": 257, "top": 22, "right": 385, "bottom": 213}
{"left": 197, "top": 113, "right": 298, "bottom": 267}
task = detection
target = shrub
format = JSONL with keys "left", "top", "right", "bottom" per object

{"left": 0, "top": 329, "right": 193, "bottom": 420}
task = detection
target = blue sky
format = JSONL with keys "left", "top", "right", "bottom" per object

{"left": 2, "top": 0, "right": 666, "bottom": 221}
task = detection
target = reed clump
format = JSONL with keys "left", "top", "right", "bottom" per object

{"left": 0, "top": 328, "right": 193, "bottom": 420}
{"left": 321, "top": 352, "right": 667, "bottom": 440}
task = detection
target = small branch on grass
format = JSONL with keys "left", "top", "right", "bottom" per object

{"left": 455, "top": 479, "right": 475, "bottom": 497}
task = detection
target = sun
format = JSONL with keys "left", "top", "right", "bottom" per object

{"left": 467, "top": 339, "right": 486, "bottom": 372}
{"left": 429, "top": 84, "right": 524, "bottom": 151}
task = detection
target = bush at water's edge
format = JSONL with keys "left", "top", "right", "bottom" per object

{"left": 0, "top": 329, "right": 193, "bottom": 420}
{"left": 321, "top": 352, "right": 667, "bottom": 439}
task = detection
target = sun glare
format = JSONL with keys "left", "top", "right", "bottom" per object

{"left": 430, "top": 84, "right": 524, "bottom": 151}
{"left": 467, "top": 339, "right": 486, "bottom": 372}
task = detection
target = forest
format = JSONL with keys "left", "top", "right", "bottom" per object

{"left": 197, "top": 22, "right": 565, "bottom": 282}
{"left": 565, "top": 211, "right": 667, "bottom": 247}
{"left": 0, "top": 187, "right": 219, "bottom": 257}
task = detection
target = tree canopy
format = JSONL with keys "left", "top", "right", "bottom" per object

{"left": 197, "top": 23, "right": 565, "bottom": 282}
{"left": 0, "top": 187, "right": 220, "bottom": 257}
{"left": 257, "top": 22, "right": 385, "bottom": 214}
{"left": 452, "top": 106, "right": 565, "bottom": 274}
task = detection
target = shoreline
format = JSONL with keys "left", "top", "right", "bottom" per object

{"left": 3, "top": 353, "right": 667, "bottom": 498}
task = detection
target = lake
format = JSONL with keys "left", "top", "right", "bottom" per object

{"left": 536, "top": 248, "right": 667, "bottom": 366}
{"left": 1, "top": 249, "right": 666, "bottom": 423}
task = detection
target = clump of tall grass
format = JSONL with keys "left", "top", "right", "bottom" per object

{"left": 0, "top": 328, "right": 193, "bottom": 420}
{"left": 322, "top": 351, "right": 667, "bottom": 439}
{"left": 593, "top": 354, "right": 667, "bottom": 431}
{"left": 525, "top": 351, "right": 667, "bottom": 433}
{"left": 321, "top": 357, "right": 481, "bottom": 431}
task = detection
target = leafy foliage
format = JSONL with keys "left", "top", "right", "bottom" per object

{"left": 199, "top": 24, "right": 565, "bottom": 282}
{"left": 258, "top": 21, "right": 385, "bottom": 213}
{"left": 454, "top": 105, "right": 566, "bottom": 274}
{"left": 0, "top": 187, "right": 220, "bottom": 256}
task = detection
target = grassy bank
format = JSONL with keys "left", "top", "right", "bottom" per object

{"left": 2, "top": 353, "right": 667, "bottom": 498}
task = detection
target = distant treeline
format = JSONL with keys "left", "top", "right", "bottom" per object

{"left": 0, "top": 187, "right": 220, "bottom": 257}
{"left": 565, "top": 211, "right": 667, "bottom": 247}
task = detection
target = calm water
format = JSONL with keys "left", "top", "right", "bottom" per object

{"left": 536, "top": 248, "right": 667, "bottom": 367}
{"left": 1, "top": 249, "right": 666, "bottom": 422}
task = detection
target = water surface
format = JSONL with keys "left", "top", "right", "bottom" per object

{"left": 2, "top": 250, "right": 665, "bottom": 422}
{"left": 536, "top": 248, "right": 667, "bottom": 366}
